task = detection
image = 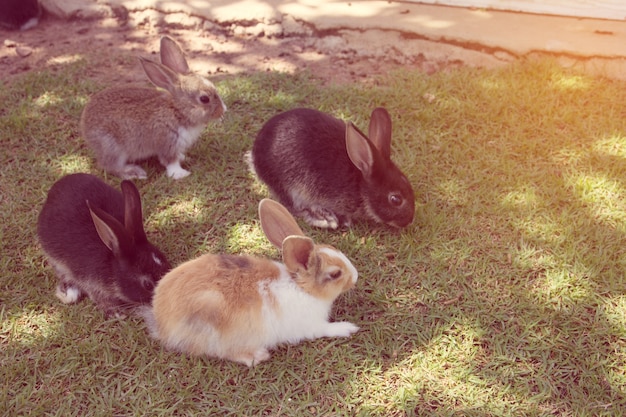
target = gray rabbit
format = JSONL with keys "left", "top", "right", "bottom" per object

{"left": 81, "top": 36, "right": 226, "bottom": 180}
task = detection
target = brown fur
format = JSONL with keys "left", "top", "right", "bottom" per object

{"left": 152, "top": 253, "right": 281, "bottom": 355}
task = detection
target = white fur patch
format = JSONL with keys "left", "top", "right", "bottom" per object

{"left": 20, "top": 17, "right": 40, "bottom": 31}
{"left": 166, "top": 161, "right": 190, "bottom": 180}
{"left": 56, "top": 286, "right": 81, "bottom": 304}
{"left": 255, "top": 263, "right": 357, "bottom": 345}
{"left": 177, "top": 125, "right": 205, "bottom": 153}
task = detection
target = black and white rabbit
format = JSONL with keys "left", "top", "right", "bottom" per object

{"left": 37, "top": 173, "right": 171, "bottom": 317}
{"left": 247, "top": 107, "right": 415, "bottom": 229}
{"left": 143, "top": 198, "right": 359, "bottom": 366}
{"left": 0, "top": 0, "right": 41, "bottom": 30}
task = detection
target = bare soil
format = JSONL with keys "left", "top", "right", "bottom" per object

{"left": 0, "top": 11, "right": 471, "bottom": 88}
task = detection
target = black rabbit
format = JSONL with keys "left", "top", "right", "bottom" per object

{"left": 248, "top": 107, "right": 415, "bottom": 229}
{"left": 37, "top": 173, "right": 171, "bottom": 317}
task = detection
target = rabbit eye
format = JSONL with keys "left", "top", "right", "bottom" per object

{"left": 329, "top": 270, "right": 342, "bottom": 280}
{"left": 140, "top": 277, "right": 155, "bottom": 292}
{"left": 389, "top": 193, "right": 403, "bottom": 207}
{"left": 199, "top": 95, "right": 211, "bottom": 104}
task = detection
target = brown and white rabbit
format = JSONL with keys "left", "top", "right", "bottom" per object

{"left": 37, "top": 173, "right": 171, "bottom": 317}
{"left": 247, "top": 107, "right": 415, "bottom": 229}
{"left": 80, "top": 36, "right": 227, "bottom": 180}
{"left": 143, "top": 198, "right": 359, "bottom": 366}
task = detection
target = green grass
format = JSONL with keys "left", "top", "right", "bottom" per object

{"left": 2, "top": 57, "right": 626, "bottom": 416}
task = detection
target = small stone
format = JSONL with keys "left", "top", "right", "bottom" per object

{"left": 16, "top": 46, "right": 33, "bottom": 57}
{"left": 423, "top": 93, "right": 436, "bottom": 103}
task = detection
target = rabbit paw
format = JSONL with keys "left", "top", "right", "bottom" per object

{"left": 120, "top": 165, "right": 148, "bottom": 180}
{"left": 165, "top": 161, "right": 190, "bottom": 180}
{"left": 232, "top": 348, "right": 271, "bottom": 367}
{"left": 55, "top": 281, "right": 82, "bottom": 304}
{"left": 324, "top": 321, "right": 360, "bottom": 338}
{"left": 104, "top": 309, "right": 127, "bottom": 320}
{"left": 300, "top": 207, "right": 339, "bottom": 229}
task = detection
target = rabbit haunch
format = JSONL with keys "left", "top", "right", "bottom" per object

{"left": 81, "top": 36, "right": 226, "bottom": 180}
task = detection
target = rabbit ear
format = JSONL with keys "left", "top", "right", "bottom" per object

{"left": 259, "top": 198, "right": 305, "bottom": 249}
{"left": 282, "top": 235, "right": 315, "bottom": 274}
{"left": 367, "top": 107, "right": 392, "bottom": 160}
{"left": 159, "top": 36, "right": 190, "bottom": 74}
{"left": 345, "top": 122, "right": 375, "bottom": 178}
{"left": 120, "top": 180, "right": 147, "bottom": 244}
{"left": 87, "top": 201, "right": 133, "bottom": 258}
{"left": 139, "top": 57, "right": 179, "bottom": 93}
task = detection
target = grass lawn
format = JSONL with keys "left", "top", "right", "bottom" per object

{"left": 2, "top": 57, "right": 626, "bottom": 416}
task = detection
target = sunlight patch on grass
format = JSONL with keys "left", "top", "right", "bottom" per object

{"left": 428, "top": 239, "right": 473, "bottom": 266}
{"left": 603, "top": 295, "right": 626, "bottom": 332}
{"left": 501, "top": 186, "right": 539, "bottom": 211}
{"left": 47, "top": 54, "right": 83, "bottom": 66}
{"left": 550, "top": 72, "right": 591, "bottom": 91}
{"left": 509, "top": 239, "right": 559, "bottom": 272}
{"left": 550, "top": 146, "right": 585, "bottom": 166}
{"left": 353, "top": 322, "right": 505, "bottom": 414}
{"left": 592, "top": 134, "right": 626, "bottom": 158}
{"left": 435, "top": 178, "right": 469, "bottom": 208}
{"left": 478, "top": 77, "right": 505, "bottom": 93}
{"left": 2, "top": 308, "right": 63, "bottom": 346}
{"left": 155, "top": 198, "right": 206, "bottom": 219}
{"left": 53, "top": 154, "right": 92, "bottom": 174}
{"left": 569, "top": 172, "right": 626, "bottom": 226}
{"left": 266, "top": 89, "right": 303, "bottom": 108}
{"left": 33, "top": 91, "right": 65, "bottom": 107}
{"left": 532, "top": 268, "right": 596, "bottom": 312}
{"left": 225, "top": 222, "right": 267, "bottom": 253}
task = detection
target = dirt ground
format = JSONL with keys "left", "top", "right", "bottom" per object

{"left": 0, "top": 9, "right": 486, "bottom": 88}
